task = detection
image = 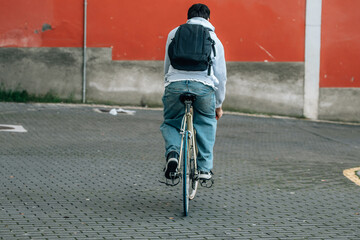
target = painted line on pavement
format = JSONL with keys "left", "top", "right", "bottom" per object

{"left": 343, "top": 167, "right": 360, "bottom": 186}
{"left": 0, "top": 124, "right": 27, "bottom": 133}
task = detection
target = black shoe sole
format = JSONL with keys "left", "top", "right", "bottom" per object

{"left": 164, "top": 159, "right": 178, "bottom": 179}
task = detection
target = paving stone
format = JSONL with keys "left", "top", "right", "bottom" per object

{"left": 0, "top": 102, "right": 360, "bottom": 239}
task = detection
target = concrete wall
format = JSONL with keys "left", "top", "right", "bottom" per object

{"left": 86, "top": 48, "right": 163, "bottom": 107}
{"left": 319, "top": 88, "right": 360, "bottom": 122}
{"left": 87, "top": 52, "right": 305, "bottom": 116}
{"left": 1, "top": 47, "right": 359, "bottom": 121}
{"left": 1, "top": 47, "right": 303, "bottom": 115}
{"left": 0, "top": 48, "right": 83, "bottom": 100}
{"left": 225, "top": 62, "right": 304, "bottom": 116}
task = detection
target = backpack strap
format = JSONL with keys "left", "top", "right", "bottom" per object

{"left": 208, "top": 35, "right": 216, "bottom": 76}
{"left": 208, "top": 60, "right": 212, "bottom": 76}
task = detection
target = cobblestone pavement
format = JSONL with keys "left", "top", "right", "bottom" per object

{"left": 1, "top": 102, "right": 360, "bottom": 240}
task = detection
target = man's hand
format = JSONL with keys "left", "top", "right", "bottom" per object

{"left": 215, "top": 107, "right": 223, "bottom": 120}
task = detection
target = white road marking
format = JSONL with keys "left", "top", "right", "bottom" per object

{"left": 343, "top": 167, "right": 360, "bottom": 186}
{"left": 0, "top": 124, "right": 27, "bottom": 133}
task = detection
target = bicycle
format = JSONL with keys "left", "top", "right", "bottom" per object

{"left": 178, "top": 93, "right": 199, "bottom": 216}
{"left": 162, "top": 93, "right": 214, "bottom": 216}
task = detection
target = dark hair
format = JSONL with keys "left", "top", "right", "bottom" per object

{"left": 187, "top": 3, "right": 210, "bottom": 20}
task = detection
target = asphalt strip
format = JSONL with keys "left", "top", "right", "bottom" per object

{"left": 343, "top": 167, "right": 360, "bottom": 186}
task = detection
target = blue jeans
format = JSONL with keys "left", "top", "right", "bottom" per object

{"left": 160, "top": 81, "right": 217, "bottom": 172}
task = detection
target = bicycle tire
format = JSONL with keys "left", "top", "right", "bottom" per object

{"left": 189, "top": 129, "right": 198, "bottom": 200}
{"left": 183, "top": 131, "right": 190, "bottom": 216}
{"left": 189, "top": 160, "right": 198, "bottom": 199}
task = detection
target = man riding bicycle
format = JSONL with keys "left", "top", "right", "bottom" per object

{"left": 160, "top": 3, "right": 227, "bottom": 181}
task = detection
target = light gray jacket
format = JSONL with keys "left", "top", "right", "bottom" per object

{"left": 164, "top": 17, "right": 227, "bottom": 108}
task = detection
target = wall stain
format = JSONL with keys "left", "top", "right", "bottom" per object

{"left": 0, "top": 48, "right": 77, "bottom": 67}
{"left": 42, "top": 23, "right": 52, "bottom": 32}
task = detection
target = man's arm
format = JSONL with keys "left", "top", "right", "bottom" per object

{"left": 164, "top": 36, "right": 171, "bottom": 76}
{"left": 164, "top": 28, "right": 178, "bottom": 76}
{"left": 216, "top": 107, "right": 223, "bottom": 120}
{"left": 212, "top": 34, "right": 227, "bottom": 118}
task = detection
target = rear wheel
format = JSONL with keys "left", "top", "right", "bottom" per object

{"left": 189, "top": 157, "right": 198, "bottom": 200}
{"left": 189, "top": 129, "right": 198, "bottom": 200}
{"left": 182, "top": 131, "right": 189, "bottom": 216}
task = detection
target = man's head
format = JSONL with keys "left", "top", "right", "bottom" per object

{"left": 187, "top": 3, "right": 210, "bottom": 20}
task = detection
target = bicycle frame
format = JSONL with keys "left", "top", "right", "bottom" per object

{"left": 178, "top": 100, "right": 199, "bottom": 216}
{"left": 178, "top": 102, "right": 198, "bottom": 182}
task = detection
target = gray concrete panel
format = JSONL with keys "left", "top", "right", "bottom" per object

{"left": 86, "top": 48, "right": 164, "bottom": 106}
{"left": 0, "top": 48, "right": 83, "bottom": 100}
{"left": 319, "top": 88, "right": 360, "bottom": 122}
{"left": 225, "top": 62, "right": 304, "bottom": 116}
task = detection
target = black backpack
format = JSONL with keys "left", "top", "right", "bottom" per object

{"left": 168, "top": 24, "right": 216, "bottom": 75}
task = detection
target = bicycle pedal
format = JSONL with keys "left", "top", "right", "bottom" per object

{"left": 200, "top": 179, "right": 214, "bottom": 188}
{"left": 169, "top": 172, "right": 179, "bottom": 179}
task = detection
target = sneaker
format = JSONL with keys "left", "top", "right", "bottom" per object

{"left": 198, "top": 171, "right": 213, "bottom": 180}
{"left": 164, "top": 151, "right": 179, "bottom": 179}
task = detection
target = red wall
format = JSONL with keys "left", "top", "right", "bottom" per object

{"left": 0, "top": 0, "right": 360, "bottom": 87}
{"left": 0, "top": 0, "right": 305, "bottom": 62}
{"left": 0, "top": 0, "right": 83, "bottom": 47}
{"left": 3, "top": 1, "right": 358, "bottom": 88}
{"left": 320, "top": 0, "right": 360, "bottom": 88}
{"left": 87, "top": 0, "right": 305, "bottom": 62}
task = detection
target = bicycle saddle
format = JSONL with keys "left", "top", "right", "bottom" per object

{"left": 179, "top": 93, "right": 197, "bottom": 103}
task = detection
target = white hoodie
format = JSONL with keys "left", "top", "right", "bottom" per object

{"left": 164, "top": 17, "right": 227, "bottom": 108}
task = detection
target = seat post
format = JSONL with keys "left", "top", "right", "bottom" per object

{"left": 184, "top": 100, "right": 192, "bottom": 113}
{"left": 179, "top": 93, "right": 197, "bottom": 114}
